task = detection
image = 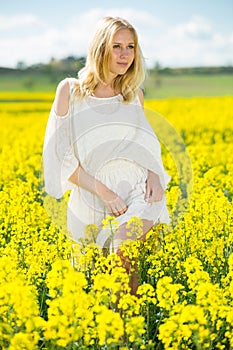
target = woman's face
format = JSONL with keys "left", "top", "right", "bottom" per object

{"left": 109, "top": 29, "right": 135, "bottom": 79}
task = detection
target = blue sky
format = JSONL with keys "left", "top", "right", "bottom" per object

{"left": 1, "top": 0, "right": 232, "bottom": 68}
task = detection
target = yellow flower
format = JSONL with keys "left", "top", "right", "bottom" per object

{"left": 102, "top": 215, "right": 119, "bottom": 230}
{"left": 1, "top": 93, "right": 233, "bottom": 349}
{"left": 156, "top": 276, "right": 184, "bottom": 310}
{"left": 126, "top": 216, "right": 143, "bottom": 239}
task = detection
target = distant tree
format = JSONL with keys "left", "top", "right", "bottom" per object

{"left": 149, "top": 62, "right": 162, "bottom": 87}
{"left": 16, "top": 61, "right": 27, "bottom": 70}
{"left": 50, "top": 57, "right": 56, "bottom": 64}
{"left": 154, "top": 61, "right": 162, "bottom": 71}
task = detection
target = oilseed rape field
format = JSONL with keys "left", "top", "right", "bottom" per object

{"left": 0, "top": 92, "right": 233, "bottom": 349}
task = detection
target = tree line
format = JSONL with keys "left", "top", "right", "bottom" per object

{"left": 1, "top": 56, "right": 232, "bottom": 78}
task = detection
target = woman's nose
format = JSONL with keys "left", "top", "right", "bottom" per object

{"left": 120, "top": 48, "right": 129, "bottom": 57}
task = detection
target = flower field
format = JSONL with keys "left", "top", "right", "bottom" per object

{"left": 0, "top": 93, "right": 233, "bottom": 349}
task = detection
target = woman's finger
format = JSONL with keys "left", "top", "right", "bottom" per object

{"left": 114, "top": 205, "right": 128, "bottom": 216}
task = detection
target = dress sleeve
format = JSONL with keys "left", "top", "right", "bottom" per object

{"left": 134, "top": 93, "right": 171, "bottom": 190}
{"left": 42, "top": 81, "right": 79, "bottom": 199}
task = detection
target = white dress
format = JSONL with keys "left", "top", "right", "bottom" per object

{"left": 43, "top": 78, "right": 170, "bottom": 248}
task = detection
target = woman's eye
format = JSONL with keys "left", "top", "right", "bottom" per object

{"left": 112, "top": 44, "right": 134, "bottom": 49}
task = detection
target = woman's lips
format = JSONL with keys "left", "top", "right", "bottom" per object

{"left": 117, "top": 62, "right": 128, "bottom": 66}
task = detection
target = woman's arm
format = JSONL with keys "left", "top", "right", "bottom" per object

{"left": 68, "top": 166, "right": 128, "bottom": 217}
{"left": 54, "top": 79, "right": 128, "bottom": 216}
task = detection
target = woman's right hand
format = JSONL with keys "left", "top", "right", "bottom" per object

{"left": 69, "top": 165, "right": 128, "bottom": 217}
{"left": 97, "top": 186, "right": 128, "bottom": 217}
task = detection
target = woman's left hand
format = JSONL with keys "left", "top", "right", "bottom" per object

{"left": 145, "top": 170, "right": 164, "bottom": 203}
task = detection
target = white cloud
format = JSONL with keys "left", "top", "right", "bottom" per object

{"left": 142, "top": 14, "right": 233, "bottom": 67}
{"left": 0, "top": 10, "right": 232, "bottom": 68}
{"left": 174, "top": 15, "right": 213, "bottom": 40}
{"left": 0, "top": 14, "right": 44, "bottom": 30}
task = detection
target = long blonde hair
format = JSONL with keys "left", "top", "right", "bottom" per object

{"left": 73, "top": 16, "right": 146, "bottom": 103}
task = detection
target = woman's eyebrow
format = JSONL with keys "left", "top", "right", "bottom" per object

{"left": 113, "top": 41, "right": 135, "bottom": 44}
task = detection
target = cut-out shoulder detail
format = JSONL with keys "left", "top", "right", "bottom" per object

{"left": 138, "top": 88, "right": 144, "bottom": 107}
{"left": 54, "top": 78, "right": 71, "bottom": 117}
{"left": 67, "top": 77, "right": 79, "bottom": 85}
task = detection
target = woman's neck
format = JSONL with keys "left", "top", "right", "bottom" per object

{"left": 93, "top": 82, "right": 118, "bottom": 98}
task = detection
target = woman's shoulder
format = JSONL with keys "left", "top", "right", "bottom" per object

{"left": 56, "top": 77, "right": 79, "bottom": 94}
{"left": 129, "top": 88, "right": 144, "bottom": 107}
{"left": 54, "top": 78, "right": 79, "bottom": 117}
{"left": 137, "top": 88, "right": 144, "bottom": 107}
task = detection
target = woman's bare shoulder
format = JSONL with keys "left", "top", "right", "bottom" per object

{"left": 138, "top": 88, "right": 144, "bottom": 107}
{"left": 54, "top": 78, "right": 79, "bottom": 116}
{"left": 56, "top": 77, "right": 79, "bottom": 95}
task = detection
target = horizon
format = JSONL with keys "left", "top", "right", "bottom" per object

{"left": 1, "top": 58, "right": 233, "bottom": 71}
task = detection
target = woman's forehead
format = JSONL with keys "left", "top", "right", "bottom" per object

{"left": 112, "top": 29, "right": 135, "bottom": 42}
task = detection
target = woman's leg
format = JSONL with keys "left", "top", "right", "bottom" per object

{"left": 115, "top": 219, "right": 154, "bottom": 295}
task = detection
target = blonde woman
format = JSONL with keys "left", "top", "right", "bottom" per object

{"left": 43, "top": 16, "right": 170, "bottom": 293}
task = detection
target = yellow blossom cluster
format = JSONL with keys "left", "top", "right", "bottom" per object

{"left": 0, "top": 93, "right": 232, "bottom": 349}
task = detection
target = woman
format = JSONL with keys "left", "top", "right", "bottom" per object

{"left": 43, "top": 16, "right": 170, "bottom": 277}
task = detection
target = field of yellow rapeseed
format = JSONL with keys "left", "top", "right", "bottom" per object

{"left": 0, "top": 93, "right": 233, "bottom": 349}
